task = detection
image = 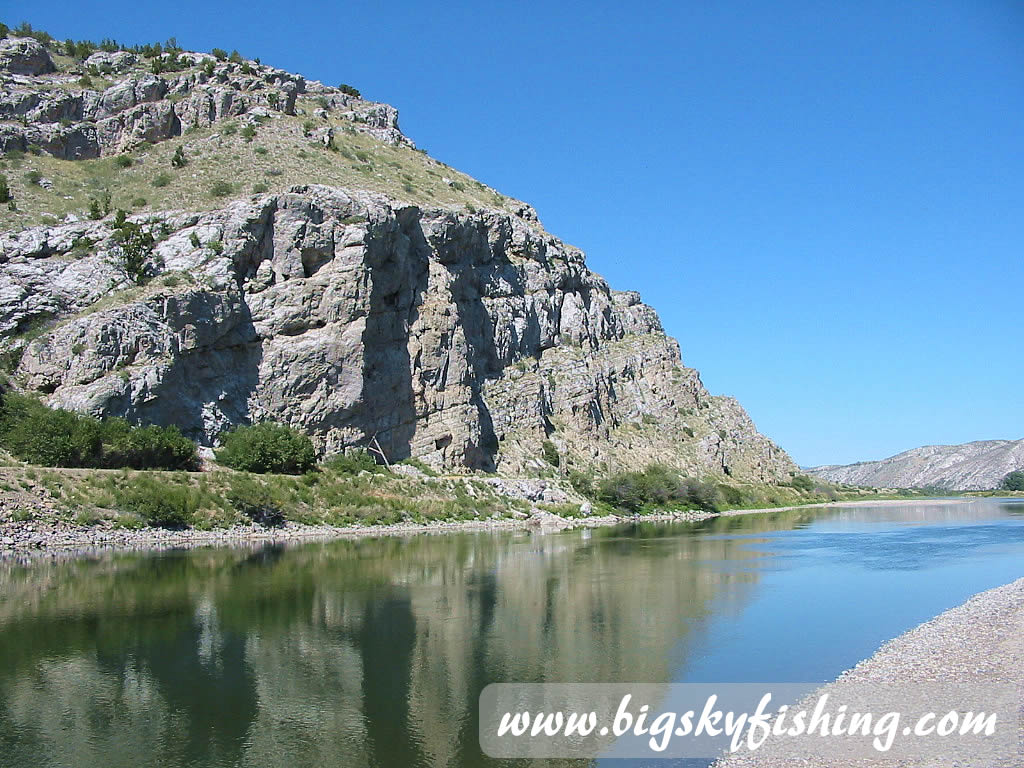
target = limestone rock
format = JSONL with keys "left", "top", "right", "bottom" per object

{"left": 0, "top": 37, "right": 55, "bottom": 76}
{"left": 3, "top": 186, "right": 797, "bottom": 483}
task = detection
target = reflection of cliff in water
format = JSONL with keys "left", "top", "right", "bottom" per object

{"left": 0, "top": 512, "right": 815, "bottom": 768}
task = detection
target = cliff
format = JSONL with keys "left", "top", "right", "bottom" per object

{"left": 0, "top": 33, "right": 796, "bottom": 481}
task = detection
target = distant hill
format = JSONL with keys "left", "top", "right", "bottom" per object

{"left": 808, "top": 439, "right": 1024, "bottom": 491}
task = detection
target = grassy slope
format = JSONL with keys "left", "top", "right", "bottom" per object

{"left": 1, "top": 55, "right": 520, "bottom": 230}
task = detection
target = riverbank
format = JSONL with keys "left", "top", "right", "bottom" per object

{"left": 714, "top": 576, "right": 1024, "bottom": 766}
{"left": 0, "top": 493, "right": 978, "bottom": 558}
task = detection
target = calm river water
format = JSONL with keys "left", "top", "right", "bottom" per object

{"left": 1, "top": 498, "right": 1022, "bottom": 767}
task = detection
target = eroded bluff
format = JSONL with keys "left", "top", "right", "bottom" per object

{"left": 1, "top": 185, "right": 795, "bottom": 480}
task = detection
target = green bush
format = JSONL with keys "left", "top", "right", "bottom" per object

{"left": 211, "top": 47, "right": 227, "bottom": 61}
{"left": 24, "top": 170, "right": 42, "bottom": 185}
{"left": 541, "top": 440, "right": 560, "bottom": 467}
{"left": 597, "top": 464, "right": 721, "bottom": 513}
{"left": 338, "top": 83, "right": 361, "bottom": 98}
{"left": 225, "top": 476, "right": 284, "bottom": 526}
{"left": 209, "top": 180, "right": 234, "bottom": 197}
{"left": 99, "top": 419, "right": 198, "bottom": 471}
{"left": 0, "top": 393, "right": 198, "bottom": 470}
{"left": 118, "top": 480, "right": 195, "bottom": 528}
{"left": 113, "top": 155, "right": 133, "bottom": 168}
{"left": 0, "top": 174, "right": 10, "bottom": 203}
{"left": 789, "top": 474, "right": 816, "bottom": 492}
{"left": 240, "top": 124, "right": 256, "bottom": 142}
{"left": 1002, "top": 470, "right": 1024, "bottom": 492}
{"left": 323, "top": 449, "right": 385, "bottom": 475}
{"left": 216, "top": 422, "right": 316, "bottom": 474}
{"left": 151, "top": 172, "right": 171, "bottom": 187}
{"left": 171, "top": 146, "right": 187, "bottom": 168}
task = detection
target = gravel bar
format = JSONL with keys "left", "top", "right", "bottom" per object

{"left": 714, "top": 577, "right": 1024, "bottom": 767}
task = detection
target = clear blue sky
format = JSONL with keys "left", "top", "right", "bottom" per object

{"left": 10, "top": 0, "right": 1023, "bottom": 466}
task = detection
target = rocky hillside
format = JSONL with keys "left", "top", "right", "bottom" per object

{"left": 808, "top": 439, "right": 1024, "bottom": 491}
{"left": 0, "top": 31, "right": 797, "bottom": 482}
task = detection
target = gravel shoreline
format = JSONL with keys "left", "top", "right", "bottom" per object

{"left": 0, "top": 496, "right": 973, "bottom": 560}
{"left": 714, "top": 577, "right": 1024, "bottom": 767}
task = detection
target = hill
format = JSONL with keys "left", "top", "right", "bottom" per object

{"left": 0, "top": 28, "right": 797, "bottom": 484}
{"left": 808, "top": 439, "right": 1024, "bottom": 491}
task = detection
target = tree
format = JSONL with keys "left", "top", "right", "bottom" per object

{"left": 109, "top": 215, "right": 156, "bottom": 284}
{"left": 1002, "top": 470, "right": 1024, "bottom": 492}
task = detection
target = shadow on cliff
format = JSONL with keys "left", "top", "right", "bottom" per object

{"left": 122, "top": 292, "right": 263, "bottom": 444}
{"left": 359, "top": 210, "right": 528, "bottom": 471}
{"left": 358, "top": 208, "right": 428, "bottom": 464}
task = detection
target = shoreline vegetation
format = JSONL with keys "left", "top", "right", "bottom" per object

{"left": 0, "top": 390, "right": 992, "bottom": 555}
{"left": 0, "top": 465, "right": 989, "bottom": 556}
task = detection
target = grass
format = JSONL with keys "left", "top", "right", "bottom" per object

{"left": 0, "top": 95, "right": 529, "bottom": 230}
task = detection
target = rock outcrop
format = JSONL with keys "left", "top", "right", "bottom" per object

{"left": 808, "top": 439, "right": 1024, "bottom": 490}
{"left": 1, "top": 185, "right": 794, "bottom": 480}
{"left": 0, "top": 36, "right": 410, "bottom": 159}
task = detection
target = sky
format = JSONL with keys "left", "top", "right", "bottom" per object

{"left": 8, "top": 0, "right": 1023, "bottom": 467}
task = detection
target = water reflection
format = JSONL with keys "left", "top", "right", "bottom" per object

{"left": 0, "top": 500, "right": 1021, "bottom": 768}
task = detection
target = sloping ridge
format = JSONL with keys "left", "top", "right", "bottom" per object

{"left": 808, "top": 439, "right": 1024, "bottom": 490}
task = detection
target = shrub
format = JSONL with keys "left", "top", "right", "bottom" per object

{"left": 189, "top": 231, "right": 201, "bottom": 247}
{"left": 216, "top": 422, "right": 316, "bottom": 474}
{"left": 99, "top": 419, "right": 198, "bottom": 470}
{"left": 302, "top": 119, "right": 315, "bottom": 136}
{"left": 171, "top": 146, "right": 187, "bottom": 168}
{"left": 0, "top": 393, "right": 198, "bottom": 470}
{"left": 152, "top": 172, "right": 171, "bottom": 187}
{"left": 338, "top": 83, "right": 361, "bottom": 98}
{"left": 323, "top": 449, "right": 385, "bottom": 475}
{"left": 541, "top": 439, "right": 560, "bottom": 467}
{"left": 0, "top": 174, "right": 10, "bottom": 203}
{"left": 211, "top": 47, "right": 227, "bottom": 61}
{"left": 118, "top": 482, "right": 195, "bottom": 528}
{"left": 131, "top": 197, "right": 147, "bottom": 208}
{"left": 596, "top": 464, "right": 722, "bottom": 513}
{"left": 253, "top": 145, "right": 268, "bottom": 156}
{"left": 209, "top": 180, "right": 233, "bottom": 197}
{"left": 109, "top": 218, "right": 156, "bottom": 284}
{"left": 240, "top": 124, "right": 256, "bottom": 142}
{"left": 789, "top": 474, "right": 816, "bottom": 492}
{"left": 568, "top": 469, "right": 594, "bottom": 498}
{"left": 221, "top": 121, "right": 238, "bottom": 136}
{"left": 113, "top": 155, "right": 133, "bottom": 168}
{"left": 225, "top": 476, "right": 284, "bottom": 526}
{"left": 24, "top": 170, "right": 42, "bottom": 185}
{"left": 252, "top": 181, "right": 269, "bottom": 193}
{"left": 202, "top": 59, "right": 215, "bottom": 76}
{"left": 1002, "top": 470, "right": 1024, "bottom": 492}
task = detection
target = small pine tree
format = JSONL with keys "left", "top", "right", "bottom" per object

{"left": 171, "top": 146, "right": 187, "bottom": 168}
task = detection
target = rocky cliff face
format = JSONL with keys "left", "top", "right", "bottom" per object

{"left": 808, "top": 439, "right": 1024, "bottom": 490}
{"left": 0, "top": 35, "right": 796, "bottom": 481}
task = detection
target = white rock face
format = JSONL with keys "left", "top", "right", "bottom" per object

{"left": 808, "top": 439, "right": 1024, "bottom": 490}
{"left": 1, "top": 186, "right": 796, "bottom": 481}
